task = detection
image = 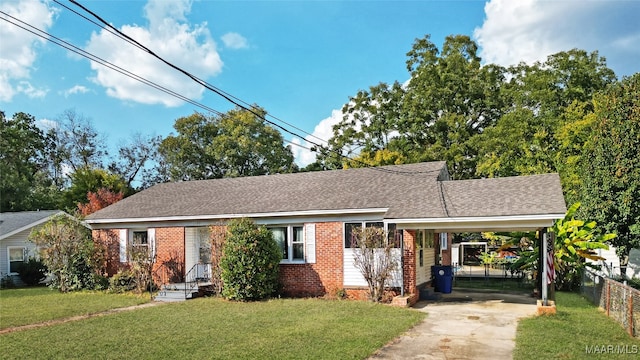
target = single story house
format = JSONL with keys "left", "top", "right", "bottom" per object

{"left": 85, "top": 161, "right": 567, "bottom": 303}
{"left": 0, "top": 210, "right": 65, "bottom": 285}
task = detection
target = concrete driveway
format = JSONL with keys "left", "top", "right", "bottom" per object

{"left": 369, "top": 289, "right": 538, "bottom": 360}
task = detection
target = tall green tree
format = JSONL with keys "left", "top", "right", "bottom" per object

{"left": 0, "top": 111, "right": 59, "bottom": 211}
{"left": 579, "top": 73, "right": 640, "bottom": 271}
{"left": 158, "top": 108, "right": 297, "bottom": 181}
{"left": 474, "top": 49, "right": 616, "bottom": 179}
{"left": 318, "top": 35, "right": 505, "bottom": 179}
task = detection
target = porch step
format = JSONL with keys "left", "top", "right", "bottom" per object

{"left": 154, "top": 289, "right": 197, "bottom": 302}
{"left": 154, "top": 282, "right": 213, "bottom": 302}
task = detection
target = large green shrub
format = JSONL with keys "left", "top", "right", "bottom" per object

{"left": 28, "top": 214, "right": 103, "bottom": 292}
{"left": 16, "top": 257, "right": 47, "bottom": 286}
{"left": 220, "top": 218, "right": 281, "bottom": 301}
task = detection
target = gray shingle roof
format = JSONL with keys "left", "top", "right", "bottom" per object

{"left": 441, "top": 174, "right": 567, "bottom": 217}
{"left": 86, "top": 162, "right": 567, "bottom": 222}
{"left": 0, "top": 210, "right": 63, "bottom": 239}
{"left": 87, "top": 162, "right": 448, "bottom": 221}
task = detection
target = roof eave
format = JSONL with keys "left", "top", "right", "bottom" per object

{"left": 393, "top": 213, "right": 565, "bottom": 232}
{"left": 85, "top": 208, "right": 390, "bottom": 227}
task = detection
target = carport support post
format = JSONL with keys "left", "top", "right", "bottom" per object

{"left": 541, "top": 232, "right": 548, "bottom": 306}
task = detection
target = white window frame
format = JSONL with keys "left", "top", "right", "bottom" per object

{"left": 123, "top": 229, "right": 155, "bottom": 262}
{"left": 269, "top": 225, "right": 305, "bottom": 264}
{"left": 440, "top": 232, "right": 448, "bottom": 250}
{"left": 343, "top": 221, "right": 397, "bottom": 248}
{"left": 131, "top": 229, "right": 149, "bottom": 249}
{"left": 7, "top": 246, "right": 26, "bottom": 275}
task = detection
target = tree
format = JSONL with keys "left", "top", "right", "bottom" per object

{"left": 62, "top": 168, "right": 129, "bottom": 212}
{"left": 158, "top": 108, "right": 297, "bottom": 181}
{"left": 108, "top": 133, "right": 162, "bottom": 190}
{"left": 474, "top": 49, "right": 616, "bottom": 179}
{"left": 0, "top": 111, "right": 57, "bottom": 211}
{"left": 29, "top": 214, "right": 101, "bottom": 292}
{"left": 579, "top": 73, "right": 640, "bottom": 273}
{"left": 318, "top": 35, "right": 505, "bottom": 179}
{"left": 219, "top": 218, "right": 281, "bottom": 301}
{"left": 52, "top": 109, "right": 108, "bottom": 173}
{"left": 77, "top": 188, "right": 125, "bottom": 216}
{"left": 350, "top": 226, "right": 399, "bottom": 302}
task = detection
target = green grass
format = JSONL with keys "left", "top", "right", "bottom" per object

{"left": 0, "top": 287, "right": 150, "bottom": 329}
{"left": 1, "top": 296, "right": 425, "bottom": 359}
{"left": 514, "top": 292, "right": 640, "bottom": 360}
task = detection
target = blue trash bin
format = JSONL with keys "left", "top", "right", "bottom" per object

{"left": 432, "top": 265, "right": 453, "bottom": 294}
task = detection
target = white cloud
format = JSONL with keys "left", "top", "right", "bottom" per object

{"left": 221, "top": 32, "right": 248, "bottom": 49}
{"left": 16, "top": 80, "right": 48, "bottom": 98}
{"left": 0, "top": 0, "right": 56, "bottom": 101}
{"left": 85, "top": 0, "right": 223, "bottom": 107}
{"left": 36, "top": 117, "right": 58, "bottom": 131}
{"left": 62, "top": 85, "right": 89, "bottom": 97}
{"left": 290, "top": 109, "right": 343, "bottom": 167}
{"left": 474, "top": 0, "right": 640, "bottom": 75}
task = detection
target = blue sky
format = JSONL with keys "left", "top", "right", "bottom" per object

{"left": 2, "top": 0, "right": 639, "bottom": 167}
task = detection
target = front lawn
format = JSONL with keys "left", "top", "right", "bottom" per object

{"left": 0, "top": 287, "right": 149, "bottom": 329}
{"left": 514, "top": 292, "right": 640, "bottom": 359}
{"left": 1, "top": 296, "right": 425, "bottom": 359}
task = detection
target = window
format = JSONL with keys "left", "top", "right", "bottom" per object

{"left": 132, "top": 231, "right": 148, "bottom": 247}
{"left": 344, "top": 222, "right": 397, "bottom": 248}
{"left": 440, "top": 233, "right": 448, "bottom": 250}
{"left": 269, "top": 225, "right": 304, "bottom": 262}
{"left": 8, "top": 247, "right": 26, "bottom": 274}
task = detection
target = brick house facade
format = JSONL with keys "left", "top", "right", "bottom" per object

{"left": 93, "top": 222, "right": 444, "bottom": 305}
{"left": 85, "top": 162, "right": 566, "bottom": 304}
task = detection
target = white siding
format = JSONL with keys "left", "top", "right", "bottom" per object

{"left": 185, "top": 227, "right": 198, "bottom": 274}
{"left": 343, "top": 248, "right": 402, "bottom": 287}
{"left": 416, "top": 231, "right": 436, "bottom": 286}
{"left": 1, "top": 229, "right": 38, "bottom": 276}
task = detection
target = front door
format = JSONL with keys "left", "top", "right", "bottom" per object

{"left": 185, "top": 227, "right": 211, "bottom": 280}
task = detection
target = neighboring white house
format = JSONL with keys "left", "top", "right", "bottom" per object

{"left": 0, "top": 210, "right": 64, "bottom": 285}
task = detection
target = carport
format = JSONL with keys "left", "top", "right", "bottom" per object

{"left": 392, "top": 174, "right": 567, "bottom": 305}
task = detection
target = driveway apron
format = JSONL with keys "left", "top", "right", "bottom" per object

{"left": 369, "top": 290, "right": 537, "bottom": 360}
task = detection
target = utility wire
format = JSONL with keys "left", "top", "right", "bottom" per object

{"left": 64, "top": 0, "right": 439, "bottom": 176}
{"left": 53, "top": 0, "right": 328, "bottom": 146}
{"left": 0, "top": 11, "right": 313, "bottom": 153}
{"left": 5, "top": 2, "right": 436, "bottom": 176}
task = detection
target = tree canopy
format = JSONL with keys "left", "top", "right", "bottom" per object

{"left": 158, "top": 108, "right": 297, "bottom": 181}
{"left": 579, "top": 73, "right": 640, "bottom": 263}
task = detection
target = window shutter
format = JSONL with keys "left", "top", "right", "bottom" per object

{"left": 119, "top": 229, "right": 127, "bottom": 263}
{"left": 148, "top": 228, "right": 156, "bottom": 260}
{"left": 305, "top": 224, "right": 316, "bottom": 263}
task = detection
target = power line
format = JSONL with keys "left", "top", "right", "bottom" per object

{"left": 4, "top": 3, "right": 434, "bottom": 176}
{"left": 0, "top": 10, "right": 312, "bottom": 154}
{"left": 62, "top": 0, "right": 439, "bottom": 176}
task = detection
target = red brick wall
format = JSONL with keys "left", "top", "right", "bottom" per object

{"left": 403, "top": 230, "right": 418, "bottom": 304}
{"left": 93, "top": 227, "right": 186, "bottom": 281}
{"left": 93, "top": 229, "right": 124, "bottom": 276}
{"left": 280, "top": 222, "right": 343, "bottom": 297}
{"left": 438, "top": 232, "right": 452, "bottom": 266}
{"left": 153, "top": 227, "right": 185, "bottom": 283}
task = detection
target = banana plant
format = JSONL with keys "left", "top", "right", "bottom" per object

{"left": 552, "top": 202, "right": 614, "bottom": 263}
{"left": 550, "top": 202, "right": 615, "bottom": 290}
